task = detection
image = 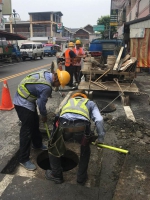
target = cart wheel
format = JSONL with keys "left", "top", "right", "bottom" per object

{"left": 34, "top": 54, "right": 37, "bottom": 60}
{"left": 16, "top": 57, "right": 21, "bottom": 62}
{"left": 40, "top": 53, "right": 43, "bottom": 59}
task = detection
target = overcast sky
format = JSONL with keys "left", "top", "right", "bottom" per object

{"left": 11, "top": 0, "right": 111, "bottom": 28}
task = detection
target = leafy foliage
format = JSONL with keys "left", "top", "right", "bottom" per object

{"left": 97, "top": 15, "right": 117, "bottom": 39}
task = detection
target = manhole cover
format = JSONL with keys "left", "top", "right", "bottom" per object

{"left": 37, "top": 150, "right": 79, "bottom": 172}
{"left": 95, "top": 100, "right": 116, "bottom": 113}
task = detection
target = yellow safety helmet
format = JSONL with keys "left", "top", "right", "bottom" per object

{"left": 68, "top": 42, "right": 75, "bottom": 47}
{"left": 57, "top": 69, "right": 70, "bottom": 87}
{"left": 71, "top": 92, "right": 87, "bottom": 99}
{"left": 75, "top": 40, "right": 81, "bottom": 45}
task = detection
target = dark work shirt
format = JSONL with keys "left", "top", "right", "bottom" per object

{"left": 69, "top": 50, "right": 76, "bottom": 58}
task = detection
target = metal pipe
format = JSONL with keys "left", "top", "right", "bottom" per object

{"left": 92, "top": 142, "right": 129, "bottom": 154}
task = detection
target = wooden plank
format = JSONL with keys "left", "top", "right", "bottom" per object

{"left": 55, "top": 91, "right": 73, "bottom": 114}
{"left": 81, "top": 69, "right": 136, "bottom": 76}
{"left": 113, "top": 47, "right": 124, "bottom": 70}
{"left": 95, "top": 68, "right": 111, "bottom": 82}
{"left": 78, "top": 81, "right": 139, "bottom": 93}
{"left": 91, "top": 81, "right": 107, "bottom": 90}
{"left": 120, "top": 57, "right": 137, "bottom": 72}
{"left": 123, "top": 106, "right": 136, "bottom": 122}
{"left": 122, "top": 54, "right": 130, "bottom": 63}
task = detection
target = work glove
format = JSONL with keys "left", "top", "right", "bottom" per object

{"left": 42, "top": 116, "right": 47, "bottom": 123}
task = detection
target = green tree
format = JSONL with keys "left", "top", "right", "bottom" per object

{"left": 97, "top": 15, "right": 117, "bottom": 39}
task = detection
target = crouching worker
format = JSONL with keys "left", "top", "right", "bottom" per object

{"left": 13, "top": 68, "right": 70, "bottom": 171}
{"left": 45, "top": 92, "right": 105, "bottom": 185}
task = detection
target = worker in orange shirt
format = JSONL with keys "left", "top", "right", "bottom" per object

{"left": 73, "top": 40, "right": 85, "bottom": 84}
{"left": 64, "top": 42, "right": 76, "bottom": 87}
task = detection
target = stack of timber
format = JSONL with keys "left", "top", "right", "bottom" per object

{"left": 113, "top": 47, "right": 137, "bottom": 72}
{"left": 120, "top": 57, "right": 137, "bottom": 71}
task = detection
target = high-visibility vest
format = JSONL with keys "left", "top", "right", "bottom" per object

{"left": 17, "top": 70, "right": 52, "bottom": 102}
{"left": 65, "top": 49, "right": 76, "bottom": 67}
{"left": 74, "top": 47, "right": 84, "bottom": 56}
{"left": 60, "top": 98, "right": 90, "bottom": 120}
{"left": 73, "top": 47, "right": 84, "bottom": 65}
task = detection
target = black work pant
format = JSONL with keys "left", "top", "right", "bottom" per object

{"left": 65, "top": 65, "right": 74, "bottom": 86}
{"left": 73, "top": 66, "right": 82, "bottom": 83}
{"left": 49, "top": 132, "right": 91, "bottom": 182}
{"left": 15, "top": 105, "right": 42, "bottom": 163}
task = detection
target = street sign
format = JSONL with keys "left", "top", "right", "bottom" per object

{"left": 93, "top": 25, "right": 105, "bottom": 31}
{"left": 56, "top": 23, "right": 63, "bottom": 33}
{"left": 110, "top": 9, "right": 118, "bottom": 26}
{"left": 110, "top": 22, "right": 118, "bottom": 26}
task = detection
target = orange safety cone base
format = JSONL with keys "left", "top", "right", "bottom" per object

{"left": 0, "top": 104, "right": 14, "bottom": 110}
{"left": 0, "top": 80, "right": 14, "bottom": 111}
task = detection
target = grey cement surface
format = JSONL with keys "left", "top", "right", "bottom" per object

{"left": 0, "top": 174, "right": 99, "bottom": 200}
{"left": 0, "top": 72, "right": 150, "bottom": 199}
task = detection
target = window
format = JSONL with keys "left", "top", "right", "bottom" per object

{"left": 44, "top": 46, "right": 51, "bottom": 50}
{"left": 20, "top": 44, "right": 32, "bottom": 49}
{"left": 33, "top": 45, "right": 36, "bottom": 49}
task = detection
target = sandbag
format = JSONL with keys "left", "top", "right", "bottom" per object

{"left": 48, "top": 126, "right": 66, "bottom": 157}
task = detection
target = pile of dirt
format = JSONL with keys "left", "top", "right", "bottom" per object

{"left": 104, "top": 115, "right": 150, "bottom": 144}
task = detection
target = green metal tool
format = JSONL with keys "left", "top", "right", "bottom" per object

{"left": 92, "top": 142, "right": 129, "bottom": 154}
{"left": 44, "top": 122, "right": 50, "bottom": 139}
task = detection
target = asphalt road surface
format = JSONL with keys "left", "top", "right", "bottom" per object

{"left": 0, "top": 57, "right": 56, "bottom": 99}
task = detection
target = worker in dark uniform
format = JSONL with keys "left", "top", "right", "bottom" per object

{"left": 45, "top": 92, "right": 105, "bottom": 185}
{"left": 13, "top": 69, "right": 70, "bottom": 171}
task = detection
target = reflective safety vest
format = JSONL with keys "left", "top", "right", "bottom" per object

{"left": 17, "top": 70, "right": 52, "bottom": 102}
{"left": 60, "top": 98, "right": 90, "bottom": 120}
{"left": 73, "top": 47, "right": 84, "bottom": 56}
{"left": 73, "top": 47, "right": 84, "bottom": 66}
{"left": 65, "top": 49, "right": 76, "bottom": 67}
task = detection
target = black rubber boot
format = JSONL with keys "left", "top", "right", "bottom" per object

{"left": 45, "top": 170, "right": 64, "bottom": 184}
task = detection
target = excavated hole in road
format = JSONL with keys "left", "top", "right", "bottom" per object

{"left": 37, "top": 150, "right": 79, "bottom": 171}
{"left": 1, "top": 102, "right": 128, "bottom": 194}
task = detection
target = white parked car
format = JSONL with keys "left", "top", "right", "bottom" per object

{"left": 20, "top": 42, "right": 44, "bottom": 61}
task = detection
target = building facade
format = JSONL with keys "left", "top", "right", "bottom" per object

{"left": 116, "top": 0, "right": 150, "bottom": 68}
{"left": 5, "top": 11, "right": 64, "bottom": 44}
{"left": 117, "top": 0, "right": 150, "bottom": 38}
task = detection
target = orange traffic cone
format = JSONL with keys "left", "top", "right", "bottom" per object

{"left": 0, "top": 80, "right": 14, "bottom": 110}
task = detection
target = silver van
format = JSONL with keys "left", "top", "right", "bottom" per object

{"left": 20, "top": 42, "right": 44, "bottom": 61}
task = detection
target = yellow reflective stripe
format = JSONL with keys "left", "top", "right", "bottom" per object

{"left": 60, "top": 98, "right": 90, "bottom": 120}
{"left": 18, "top": 76, "right": 51, "bottom": 102}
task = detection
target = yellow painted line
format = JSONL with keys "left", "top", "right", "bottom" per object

{"left": 0, "top": 63, "right": 51, "bottom": 83}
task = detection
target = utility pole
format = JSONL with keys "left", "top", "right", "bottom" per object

{"left": 109, "top": 0, "right": 112, "bottom": 39}
{"left": 12, "top": 9, "right": 20, "bottom": 46}
{"left": 13, "top": 9, "right": 17, "bottom": 34}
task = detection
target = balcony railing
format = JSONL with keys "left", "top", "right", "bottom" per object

{"left": 15, "top": 32, "right": 30, "bottom": 38}
{"left": 5, "top": 31, "right": 63, "bottom": 39}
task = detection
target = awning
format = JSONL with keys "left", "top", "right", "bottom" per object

{"left": 0, "top": 30, "right": 27, "bottom": 40}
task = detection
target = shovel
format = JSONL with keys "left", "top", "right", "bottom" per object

{"left": 113, "top": 78, "right": 130, "bottom": 106}
{"left": 92, "top": 142, "right": 129, "bottom": 154}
